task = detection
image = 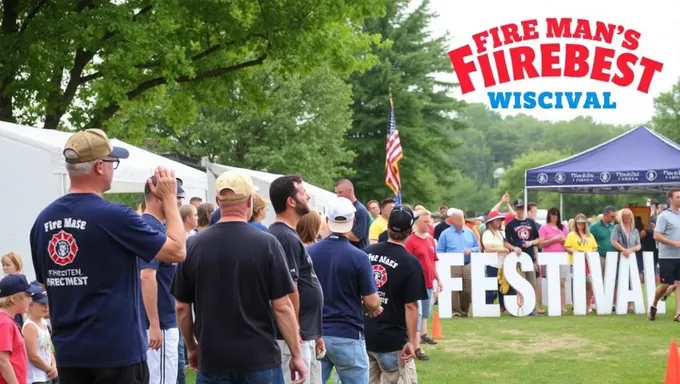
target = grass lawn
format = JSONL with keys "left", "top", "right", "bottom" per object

{"left": 184, "top": 302, "right": 678, "bottom": 384}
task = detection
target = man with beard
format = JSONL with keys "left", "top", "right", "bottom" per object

{"left": 268, "top": 175, "right": 324, "bottom": 383}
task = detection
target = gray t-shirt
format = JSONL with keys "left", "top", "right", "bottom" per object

{"left": 655, "top": 210, "right": 680, "bottom": 259}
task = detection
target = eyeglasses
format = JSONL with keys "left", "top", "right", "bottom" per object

{"left": 101, "top": 159, "right": 120, "bottom": 170}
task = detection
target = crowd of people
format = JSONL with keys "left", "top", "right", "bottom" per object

{"left": 1, "top": 128, "right": 680, "bottom": 384}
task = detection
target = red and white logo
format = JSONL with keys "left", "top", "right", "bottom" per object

{"left": 48, "top": 230, "right": 79, "bottom": 266}
{"left": 516, "top": 226, "right": 531, "bottom": 240}
{"left": 372, "top": 264, "right": 388, "bottom": 288}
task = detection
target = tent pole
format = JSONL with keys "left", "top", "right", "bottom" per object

{"left": 560, "top": 193, "right": 563, "bottom": 214}
{"left": 524, "top": 170, "right": 528, "bottom": 216}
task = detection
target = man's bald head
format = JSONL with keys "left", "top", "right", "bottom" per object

{"left": 334, "top": 179, "right": 356, "bottom": 201}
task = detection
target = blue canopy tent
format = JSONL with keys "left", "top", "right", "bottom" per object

{"left": 524, "top": 126, "right": 680, "bottom": 211}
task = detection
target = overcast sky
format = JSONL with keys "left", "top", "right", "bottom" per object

{"left": 427, "top": 0, "right": 680, "bottom": 125}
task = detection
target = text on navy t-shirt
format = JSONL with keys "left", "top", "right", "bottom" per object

{"left": 138, "top": 213, "right": 177, "bottom": 330}
{"left": 30, "top": 193, "right": 167, "bottom": 367}
{"left": 307, "top": 235, "right": 376, "bottom": 339}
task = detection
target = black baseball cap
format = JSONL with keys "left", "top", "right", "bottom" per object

{"left": 388, "top": 206, "right": 418, "bottom": 233}
{"left": 0, "top": 274, "right": 43, "bottom": 298}
{"left": 144, "top": 176, "right": 185, "bottom": 197}
{"left": 513, "top": 199, "right": 525, "bottom": 208}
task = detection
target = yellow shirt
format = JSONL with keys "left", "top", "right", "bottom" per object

{"left": 563, "top": 231, "right": 598, "bottom": 264}
{"left": 369, "top": 216, "right": 388, "bottom": 242}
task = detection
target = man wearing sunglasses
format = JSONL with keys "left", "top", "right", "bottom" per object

{"left": 30, "top": 129, "right": 187, "bottom": 384}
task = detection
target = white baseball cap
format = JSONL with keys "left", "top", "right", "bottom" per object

{"left": 327, "top": 197, "right": 357, "bottom": 233}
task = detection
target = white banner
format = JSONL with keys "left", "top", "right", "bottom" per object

{"left": 436, "top": 251, "right": 664, "bottom": 318}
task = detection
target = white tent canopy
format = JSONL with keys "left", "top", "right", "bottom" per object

{"left": 0, "top": 121, "right": 208, "bottom": 280}
{"left": 205, "top": 162, "right": 337, "bottom": 227}
{"left": 0, "top": 121, "right": 208, "bottom": 197}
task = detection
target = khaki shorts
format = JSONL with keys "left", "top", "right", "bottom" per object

{"left": 368, "top": 350, "right": 418, "bottom": 384}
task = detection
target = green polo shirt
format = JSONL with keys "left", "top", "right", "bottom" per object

{"left": 590, "top": 220, "right": 615, "bottom": 256}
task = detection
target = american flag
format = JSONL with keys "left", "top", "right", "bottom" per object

{"left": 385, "top": 92, "right": 403, "bottom": 205}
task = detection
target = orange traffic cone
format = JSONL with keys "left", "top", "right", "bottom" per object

{"left": 665, "top": 339, "right": 680, "bottom": 384}
{"left": 431, "top": 311, "right": 444, "bottom": 340}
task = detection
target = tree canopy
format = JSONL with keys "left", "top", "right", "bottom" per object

{"left": 0, "top": 0, "right": 384, "bottom": 130}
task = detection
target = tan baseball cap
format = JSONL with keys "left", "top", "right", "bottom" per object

{"left": 215, "top": 170, "right": 258, "bottom": 201}
{"left": 63, "top": 129, "right": 129, "bottom": 164}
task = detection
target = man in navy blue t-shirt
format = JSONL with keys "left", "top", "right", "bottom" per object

{"left": 139, "top": 176, "right": 184, "bottom": 384}
{"left": 30, "top": 129, "right": 187, "bottom": 384}
{"left": 334, "top": 179, "right": 370, "bottom": 250}
{"left": 308, "top": 196, "right": 382, "bottom": 383}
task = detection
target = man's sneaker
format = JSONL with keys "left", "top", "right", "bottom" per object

{"left": 527, "top": 311, "right": 537, "bottom": 316}
{"left": 674, "top": 313, "right": 680, "bottom": 323}
{"left": 421, "top": 334, "right": 438, "bottom": 345}
{"left": 648, "top": 306, "right": 657, "bottom": 321}
{"left": 415, "top": 348, "right": 430, "bottom": 361}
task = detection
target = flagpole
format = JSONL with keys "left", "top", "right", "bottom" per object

{"left": 387, "top": 86, "right": 402, "bottom": 205}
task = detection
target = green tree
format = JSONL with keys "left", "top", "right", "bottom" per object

{"left": 346, "top": 0, "right": 465, "bottom": 207}
{"left": 0, "top": 0, "right": 384, "bottom": 130}
{"left": 128, "top": 67, "right": 356, "bottom": 190}
{"left": 652, "top": 79, "right": 680, "bottom": 142}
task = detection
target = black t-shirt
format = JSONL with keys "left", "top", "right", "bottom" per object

{"left": 504, "top": 218, "right": 540, "bottom": 259}
{"left": 434, "top": 222, "right": 450, "bottom": 241}
{"left": 378, "top": 230, "right": 388, "bottom": 243}
{"left": 364, "top": 242, "right": 428, "bottom": 353}
{"left": 173, "top": 222, "right": 295, "bottom": 374}
{"left": 268, "top": 222, "right": 323, "bottom": 341}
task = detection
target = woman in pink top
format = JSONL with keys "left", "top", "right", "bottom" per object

{"left": 539, "top": 207, "right": 570, "bottom": 314}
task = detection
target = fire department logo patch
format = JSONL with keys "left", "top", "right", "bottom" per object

{"left": 372, "top": 265, "right": 388, "bottom": 288}
{"left": 48, "top": 230, "right": 78, "bottom": 266}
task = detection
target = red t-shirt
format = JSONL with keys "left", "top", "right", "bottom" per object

{"left": 0, "top": 311, "right": 27, "bottom": 384}
{"left": 405, "top": 234, "right": 438, "bottom": 289}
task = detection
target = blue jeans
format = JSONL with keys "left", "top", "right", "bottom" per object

{"left": 417, "top": 288, "right": 434, "bottom": 332}
{"left": 321, "top": 335, "right": 369, "bottom": 384}
{"left": 486, "top": 266, "right": 499, "bottom": 305}
{"left": 177, "top": 336, "right": 186, "bottom": 384}
{"left": 196, "top": 368, "right": 284, "bottom": 384}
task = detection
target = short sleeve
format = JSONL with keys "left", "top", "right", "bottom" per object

{"left": 173, "top": 253, "right": 195, "bottom": 304}
{"left": 0, "top": 322, "right": 14, "bottom": 353}
{"left": 268, "top": 240, "right": 296, "bottom": 300}
{"left": 139, "top": 258, "right": 160, "bottom": 270}
{"left": 404, "top": 236, "right": 415, "bottom": 254}
{"left": 656, "top": 214, "right": 668, "bottom": 235}
{"left": 538, "top": 225, "right": 548, "bottom": 238}
{"left": 404, "top": 260, "right": 429, "bottom": 304}
{"left": 610, "top": 225, "right": 622, "bottom": 243}
{"left": 564, "top": 232, "right": 576, "bottom": 249}
{"left": 209, "top": 209, "right": 220, "bottom": 226}
{"left": 481, "top": 230, "right": 494, "bottom": 249}
{"left": 531, "top": 222, "right": 540, "bottom": 239}
{"left": 369, "top": 221, "right": 382, "bottom": 242}
{"left": 588, "top": 234, "right": 598, "bottom": 250}
{"left": 274, "top": 234, "right": 300, "bottom": 281}
{"left": 432, "top": 238, "right": 439, "bottom": 261}
{"left": 29, "top": 220, "right": 44, "bottom": 284}
{"left": 356, "top": 254, "right": 377, "bottom": 296}
{"left": 102, "top": 205, "right": 166, "bottom": 263}
{"left": 436, "top": 231, "right": 446, "bottom": 252}
{"left": 504, "top": 224, "right": 513, "bottom": 243}
{"left": 352, "top": 209, "right": 369, "bottom": 241}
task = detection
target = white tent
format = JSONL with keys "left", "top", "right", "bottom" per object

{"left": 205, "top": 162, "right": 337, "bottom": 226}
{"left": 0, "top": 121, "right": 209, "bottom": 280}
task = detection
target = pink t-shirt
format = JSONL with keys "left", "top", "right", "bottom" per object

{"left": 539, "top": 224, "right": 569, "bottom": 252}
